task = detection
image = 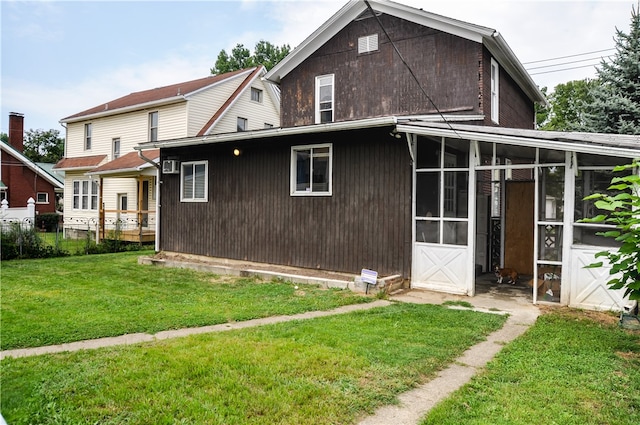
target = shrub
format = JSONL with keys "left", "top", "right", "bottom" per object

{"left": 36, "top": 213, "right": 61, "bottom": 232}
{"left": 582, "top": 162, "right": 640, "bottom": 301}
{"left": 1, "top": 223, "right": 68, "bottom": 260}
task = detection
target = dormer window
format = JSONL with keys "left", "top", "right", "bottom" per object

{"left": 358, "top": 34, "right": 378, "bottom": 54}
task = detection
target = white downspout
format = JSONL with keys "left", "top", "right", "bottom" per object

{"left": 137, "top": 150, "right": 161, "bottom": 252}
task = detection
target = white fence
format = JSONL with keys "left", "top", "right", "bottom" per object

{"left": 0, "top": 198, "right": 35, "bottom": 230}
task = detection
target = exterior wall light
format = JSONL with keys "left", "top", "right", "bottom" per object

{"left": 233, "top": 148, "right": 242, "bottom": 157}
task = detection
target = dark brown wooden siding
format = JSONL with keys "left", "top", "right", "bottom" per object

{"left": 160, "top": 127, "right": 413, "bottom": 278}
{"left": 280, "top": 13, "right": 482, "bottom": 127}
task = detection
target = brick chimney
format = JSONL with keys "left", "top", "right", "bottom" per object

{"left": 8, "top": 112, "right": 24, "bottom": 152}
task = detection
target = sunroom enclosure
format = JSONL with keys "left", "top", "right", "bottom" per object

{"left": 408, "top": 132, "right": 634, "bottom": 310}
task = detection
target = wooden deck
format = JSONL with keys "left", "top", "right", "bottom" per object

{"left": 103, "top": 229, "right": 155, "bottom": 244}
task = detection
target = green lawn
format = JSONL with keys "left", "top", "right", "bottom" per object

{"left": 37, "top": 231, "right": 88, "bottom": 254}
{"left": 422, "top": 309, "right": 640, "bottom": 425}
{"left": 1, "top": 303, "right": 506, "bottom": 425}
{"left": 0, "top": 252, "right": 370, "bottom": 350}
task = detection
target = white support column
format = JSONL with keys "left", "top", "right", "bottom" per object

{"left": 467, "top": 140, "right": 479, "bottom": 296}
{"left": 561, "top": 151, "right": 577, "bottom": 306}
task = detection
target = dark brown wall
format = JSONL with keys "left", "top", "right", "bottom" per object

{"left": 481, "top": 47, "right": 535, "bottom": 129}
{"left": 160, "top": 127, "right": 413, "bottom": 278}
{"left": 280, "top": 14, "right": 482, "bottom": 127}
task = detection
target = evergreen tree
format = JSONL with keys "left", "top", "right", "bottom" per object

{"left": 584, "top": 7, "right": 640, "bottom": 134}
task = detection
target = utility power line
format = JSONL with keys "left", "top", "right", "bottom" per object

{"left": 522, "top": 48, "right": 615, "bottom": 65}
{"left": 526, "top": 55, "right": 613, "bottom": 71}
{"left": 529, "top": 62, "right": 611, "bottom": 76}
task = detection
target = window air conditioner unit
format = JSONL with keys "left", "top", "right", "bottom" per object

{"left": 162, "top": 160, "right": 179, "bottom": 174}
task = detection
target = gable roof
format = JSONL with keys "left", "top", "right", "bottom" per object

{"left": 0, "top": 142, "right": 65, "bottom": 189}
{"left": 198, "top": 66, "right": 268, "bottom": 136}
{"left": 264, "top": 0, "right": 545, "bottom": 104}
{"left": 60, "top": 68, "right": 255, "bottom": 124}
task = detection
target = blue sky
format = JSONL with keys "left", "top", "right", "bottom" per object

{"left": 1, "top": 0, "right": 636, "bottom": 134}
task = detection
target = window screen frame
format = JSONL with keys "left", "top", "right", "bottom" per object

{"left": 290, "top": 143, "right": 333, "bottom": 197}
{"left": 180, "top": 160, "right": 208, "bottom": 202}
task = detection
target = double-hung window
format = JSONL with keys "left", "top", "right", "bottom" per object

{"left": 315, "top": 75, "right": 334, "bottom": 124}
{"left": 290, "top": 143, "right": 332, "bottom": 196}
{"left": 237, "top": 117, "right": 248, "bottom": 132}
{"left": 149, "top": 111, "right": 158, "bottom": 142}
{"left": 181, "top": 161, "right": 208, "bottom": 202}
{"left": 84, "top": 123, "right": 92, "bottom": 150}
{"left": 250, "top": 87, "right": 263, "bottom": 103}
{"left": 490, "top": 58, "right": 499, "bottom": 124}
{"left": 112, "top": 138, "right": 121, "bottom": 159}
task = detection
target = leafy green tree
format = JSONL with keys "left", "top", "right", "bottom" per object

{"left": 23, "top": 129, "right": 65, "bottom": 163}
{"left": 211, "top": 40, "right": 291, "bottom": 75}
{"left": 538, "top": 79, "right": 597, "bottom": 131}
{"left": 583, "top": 7, "right": 640, "bottom": 134}
{"left": 583, "top": 162, "right": 640, "bottom": 301}
{"left": 0, "top": 132, "right": 8, "bottom": 144}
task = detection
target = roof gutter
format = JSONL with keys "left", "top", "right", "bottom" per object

{"left": 487, "top": 31, "right": 548, "bottom": 106}
{"left": 60, "top": 96, "right": 186, "bottom": 124}
{"left": 135, "top": 116, "right": 400, "bottom": 151}
{"left": 396, "top": 124, "right": 640, "bottom": 158}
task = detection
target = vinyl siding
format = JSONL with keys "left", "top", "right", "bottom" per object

{"left": 186, "top": 75, "right": 248, "bottom": 135}
{"left": 214, "top": 79, "right": 281, "bottom": 134}
{"left": 65, "top": 102, "right": 188, "bottom": 161}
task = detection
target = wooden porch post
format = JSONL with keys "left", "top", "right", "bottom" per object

{"left": 98, "top": 177, "right": 104, "bottom": 243}
{"left": 137, "top": 176, "right": 143, "bottom": 245}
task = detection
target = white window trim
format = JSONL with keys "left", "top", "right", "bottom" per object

{"left": 36, "top": 192, "right": 49, "bottom": 204}
{"left": 84, "top": 123, "right": 92, "bottom": 150}
{"left": 290, "top": 143, "right": 333, "bottom": 197}
{"left": 149, "top": 111, "right": 158, "bottom": 142}
{"left": 180, "top": 161, "right": 208, "bottom": 202}
{"left": 72, "top": 179, "right": 99, "bottom": 211}
{"left": 112, "top": 137, "right": 121, "bottom": 159}
{"left": 237, "top": 117, "right": 248, "bottom": 132}
{"left": 315, "top": 74, "right": 334, "bottom": 124}
{"left": 250, "top": 87, "right": 263, "bottom": 103}
{"left": 490, "top": 58, "right": 499, "bottom": 124}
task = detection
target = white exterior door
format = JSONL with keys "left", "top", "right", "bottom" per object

{"left": 411, "top": 136, "right": 475, "bottom": 295}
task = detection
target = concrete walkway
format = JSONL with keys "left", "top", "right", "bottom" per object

{"left": 1, "top": 289, "right": 540, "bottom": 425}
{"left": 357, "top": 289, "right": 540, "bottom": 425}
